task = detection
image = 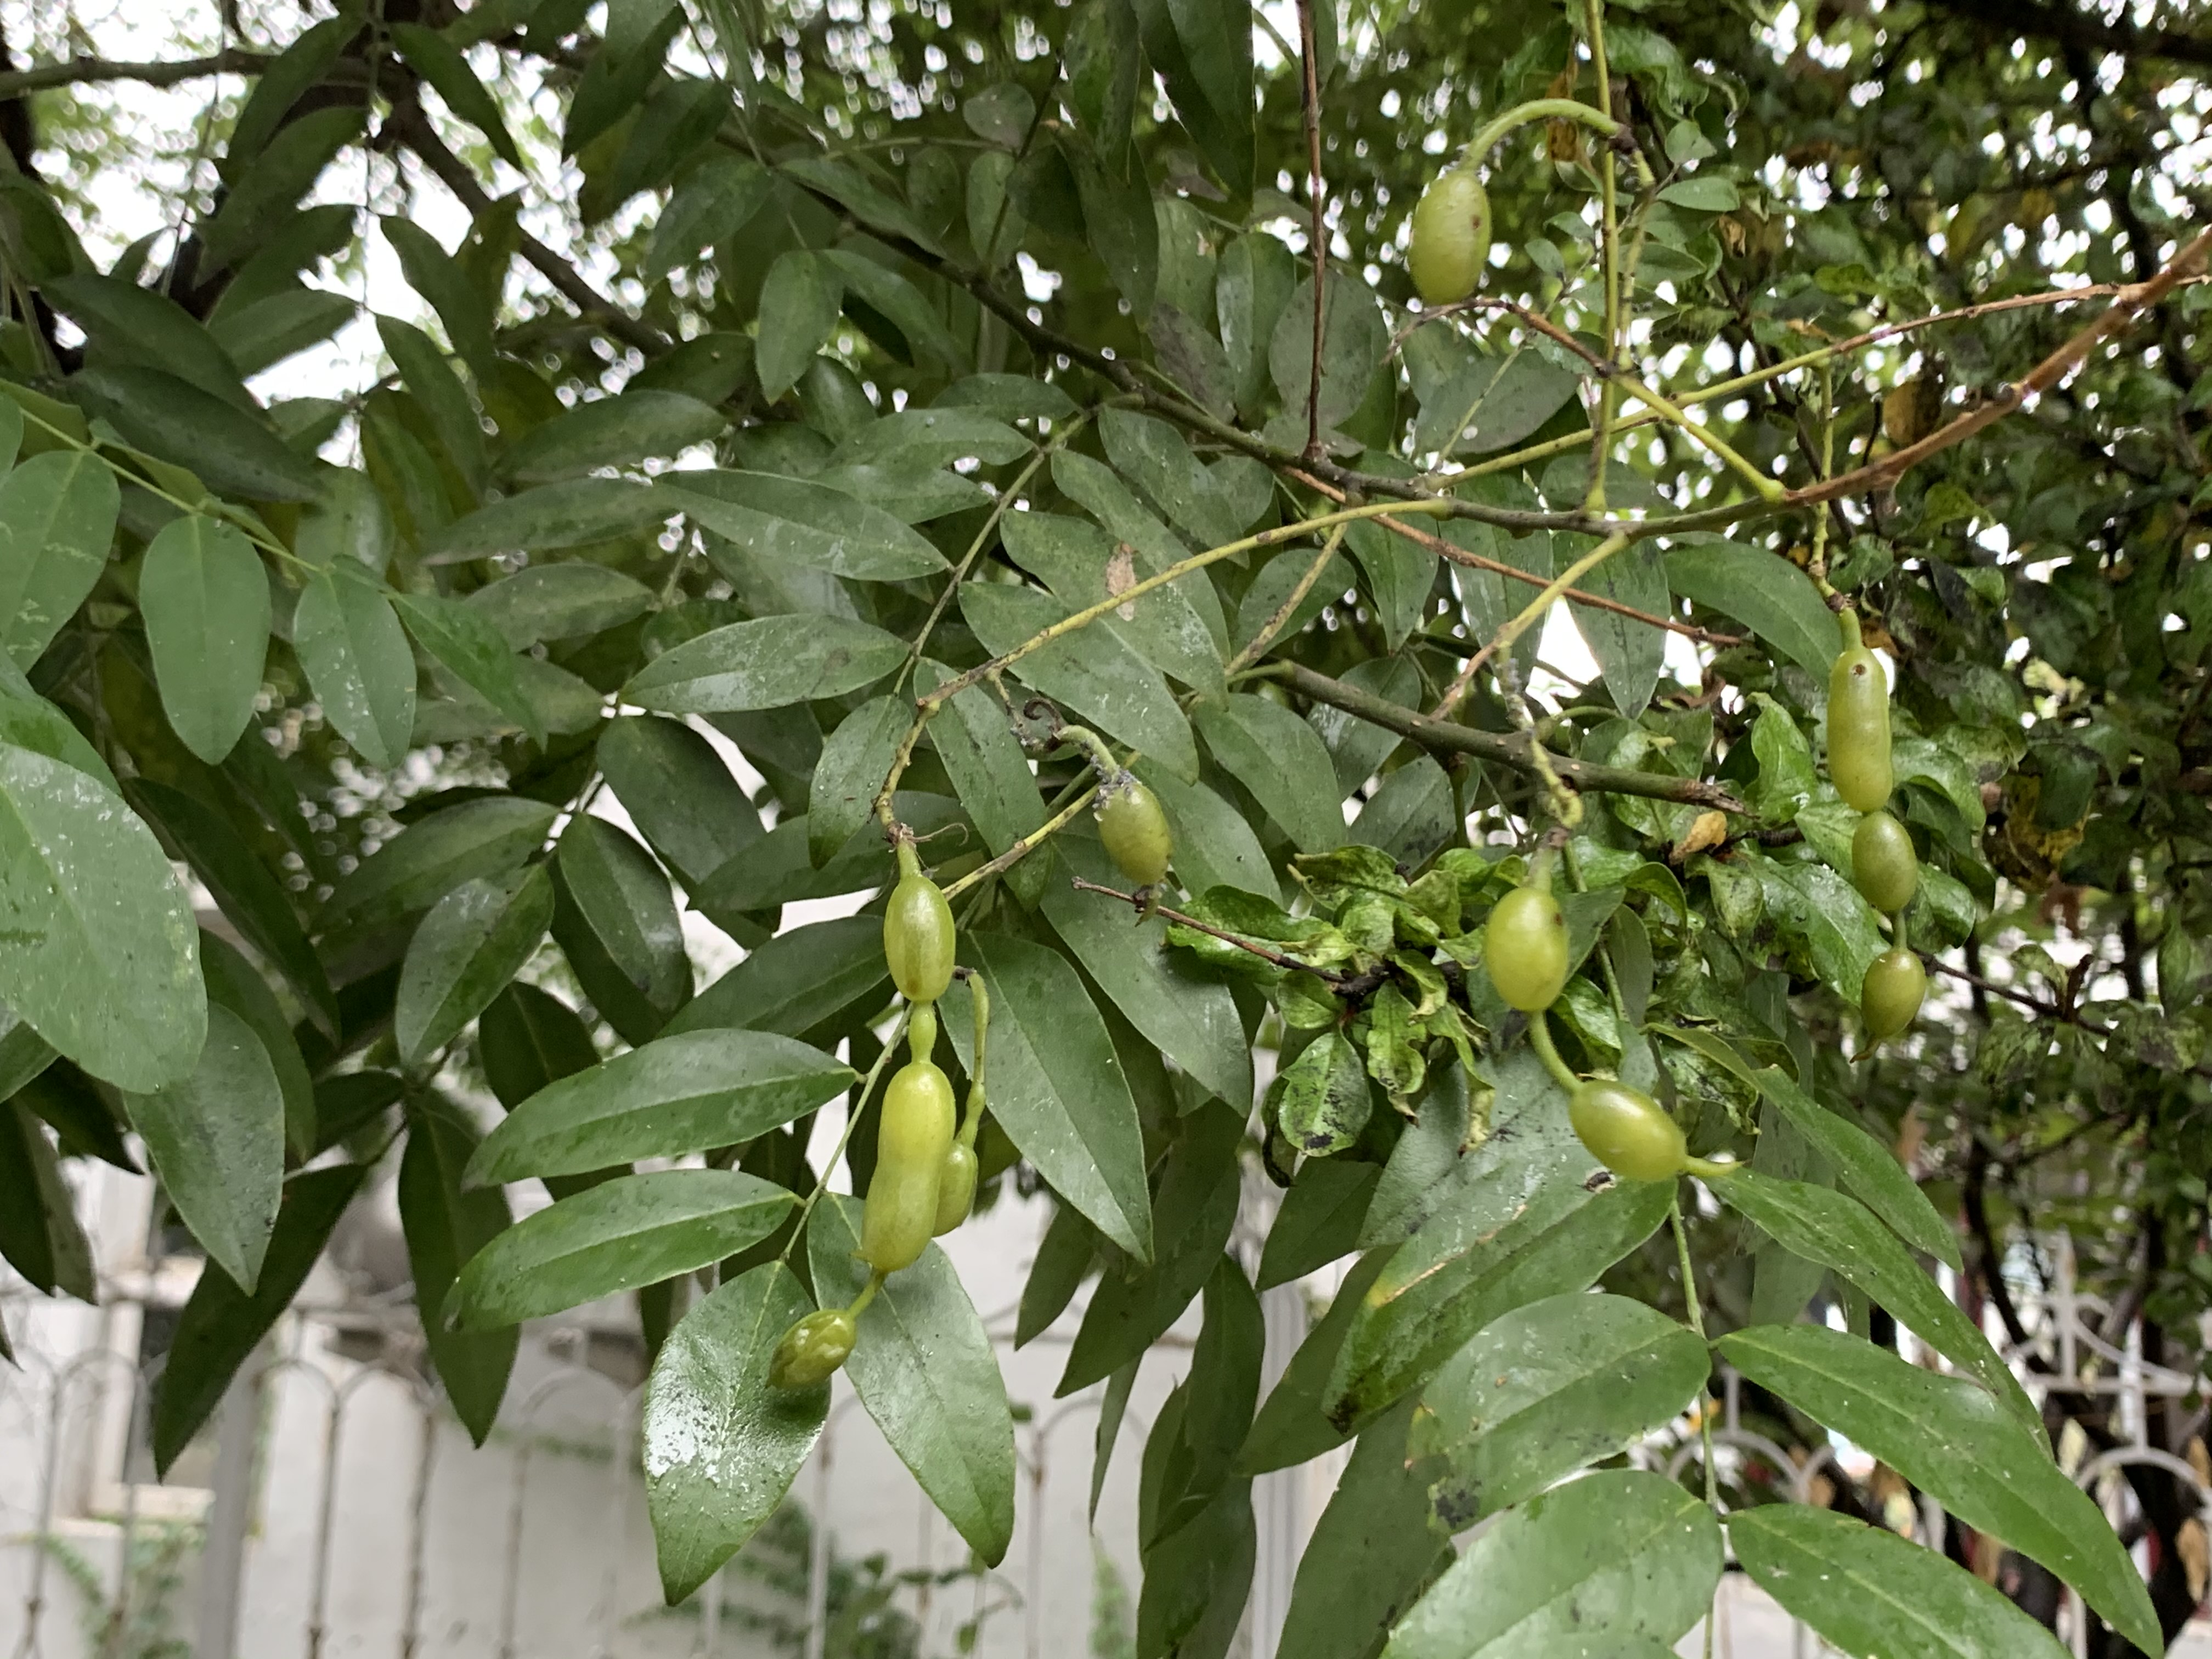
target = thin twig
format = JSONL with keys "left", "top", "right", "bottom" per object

{"left": 941, "top": 787, "right": 1095, "bottom": 900}
{"left": 1226, "top": 523, "right": 1348, "bottom": 673}
{"left": 1283, "top": 467, "right": 1742, "bottom": 648}
{"left": 1297, "top": 0, "right": 1328, "bottom": 461}
{"left": 1259, "top": 659, "right": 1750, "bottom": 812}
{"left": 0, "top": 48, "right": 271, "bottom": 100}
{"left": 1070, "top": 878, "right": 1350, "bottom": 981}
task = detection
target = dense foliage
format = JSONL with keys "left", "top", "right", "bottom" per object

{"left": 3, "top": 0, "right": 2210, "bottom": 1651}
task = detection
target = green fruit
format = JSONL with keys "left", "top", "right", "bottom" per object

{"left": 1408, "top": 168, "right": 1492, "bottom": 306}
{"left": 1861, "top": 947, "right": 1926, "bottom": 1040}
{"left": 860, "top": 1060, "right": 956, "bottom": 1273}
{"left": 1568, "top": 1079, "right": 1688, "bottom": 1183}
{"left": 1485, "top": 884, "right": 1569, "bottom": 1013}
{"left": 1098, "top": 775, "right": 1173, "bottom": 887}
{"left": 769, "top": 1308, "right": 855, "bottom": 1389}
{"left": 1852, "top": 810, "right": 1918, "bottom": 915}
{"left": 1828, "top": 613, "right": 1893, "bottom": 812}
{"left": 933, "top": 1143, "right": 978, "bottom": 1234}
{"left": 884, "top": 868, "right": 956, "bottom": 1003}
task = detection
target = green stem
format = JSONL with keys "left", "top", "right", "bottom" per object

{"left": 845, "top": 1268, "right": 886, "bottom": 1318}
{"left": 1460, "top": 97, "right": 1623, "bottom": 169}
{"left": 1225, "top": 522, "right": 1349, "bottom": 673}
{"left": 940, "top": 783, "right": 1095, "bottom": 901}
{"left": 1582, "top": 0, "right": 1621, "bottom": 516}
{"left": 1671, "top": 1195, "right": 1718, "bottom": 1658}
{"left": 1434, "top": 531, "right": 1632, "bottom": 719}
{"left": 1527, "top": 1011, "right": 1582, "bottom": 1094}
{"left": 916, "top": 498, "right": 1452, "bottom": 712}
{"left": 780, "top": 1006, "right": 911, "bottom": 1267}
{"left": 958, "top": 977, "right": 990, "bottom": 1149}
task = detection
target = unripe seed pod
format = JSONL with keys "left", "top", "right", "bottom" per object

{"left": 769, "top": 1308, "right": 855, "bottom": 1389}
{"left": 1409, "top": 168, "right": 1493, "bottom": 307}
{"left": 1828, "top": 613, "right": 1893, "bottom": 812}
{"left": 1485, "top": 884, "right": 1569, "bottom": 1013}
{"left": 1861, "top": 947, "right": 1926, "bottom": 1041}
{"left": 933, "top": 1143, "right": 978, "bottom": 1235}
{"left": 1568, "top": 1079, "right": 1688, "bottom": 1183}
{"left": 884, "top": 867, "right": 956, "bottom": 1003}
{"left": 1852, "top": 810, "right": 1918, "bottom": 915}
{"left": 860, "top": 1060, "right": 956, "bottom": 1273}
{"left": 1097, "top": 775, "right": 1173, "bottom": 888}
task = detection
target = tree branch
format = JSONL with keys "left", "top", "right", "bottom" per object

{"left": 1257, "top": 658, "right": 1751, "bottom": 812}
{"left": 388, "top": 108, "right": 670, "bottom": 357}
{"left": 0, "top": 49, "right": 270, "bottom": 101}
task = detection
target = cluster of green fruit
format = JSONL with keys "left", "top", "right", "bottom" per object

{"left": 769, "top": 752, "right": 1173, "bottom": 1389}
{"left": 1486, "top": 867, "right": 1731, "bottom": 1183}
{"left": 1832, "top": 611, "right": 1928, "bottom": 1043}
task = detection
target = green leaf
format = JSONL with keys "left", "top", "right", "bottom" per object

{"left": 962, "top": 583, "right": 1198, "bottom": 780}
{"left": 674, "top": 469, "right": 947, "bottom": 582}
{"left": 121, "top": 1005, "right": 284, "bottom": 1294}
{"left": 554, "top": 815, "right": 691, "bottom": 1036}
{"left": 71, "top": 365, "right": 325, "bottom": 502}
{"left": 381, "top": 218, "right": 498, "bottom": 379}
{"left": 453, "top": 1169, "right": 797, "bottom": 1329}
{"left": 831, "top": 408, "right": 1031, "bottom": 470}
{"left": 1751, "top": 1065, "right": 1960, "bottom": 1268}
{"left": 0, "top": 684, "right": 114, "bottom": 790}
{"left": 424, "top": 477, "right": 670, "bottom": 561}
{"left": 1128, "top": 0, "right": 1253, "bottom": 197}
{"left": 913, "top": 664, "right": 1048, "bottom": 899}
{"left": 395, "top": 866, "right": 554, "bottom": 1067}
{"left": 0, "top": 449, "right": 122, "bottom": 668}
{"left": 129, "top": 779, "right": 338, "bottom": 1038}
{"left": 476, "top": 977, "right": 594, "bottom": 1102}
{"left": 1383, "top": 1470, "right": 1722, "bottom": 1659}
{"left": 1276, "top": 1030, "right": 1372, "bottom": 1156}
{"left": 1717, "top": 1169, "right": 2038, "bottom": 1435}
{"left": 1096, "top": 407, "right": 1246, "bottom": 548}
{"left": 1658, "top": 175, "right": 1741, "bottom": 212}
{"left": 224, "top": 15, "right": 358, "bottom": 171}
{"left": 666, "top": 915, "right": 888, "bottom": 1040}
{"left": 816, "top": 250, "right": 969, "bottom": 377}
{"left": 503, "top": 390, "right": 726, "bottom": 483}
{"left": 394, "top": 590, "right": 546, "bottom": 745}
{"left": 468, "top": 1029, "right": 853, "bottom": 1184}
{"left": 203, "top": 108, "right": 366, "bottom": 267}
{"left": 150, "top": 1164, "right": 365, "bottom": 1477}
{"left": 398, "top": 1096, "right": 518, "bottom": 1446}
{"left": 320, "top": 796, "right": 558, "bottom": 930}
{"left": 596, "top": 715, "right": 764, "bottom": 890}
{"left": 292, "top": 564, "right": 416, "bottom": 768}
{"left": 377, "top": 316, "right": 487, "bottom": 492}
{"left": 1268, "top": 274, "right": 1386, "bottom": 438}
{"left": 809, "top": 1195, "right": 1017, "bottom": 1563}
{"left": 1412, "top": 1293, "right": 1707, "bottom": 1527}
{"left": 1194, "top": 694, "right": 1346, "bottom": 853}
{"left": 806, "top": 695, "right": 909, "bottom": 868}
{"left": 1073, "top": 147, "right": 1159, "bottom": 317}
{"left": 1325, "top": 1051, "right": 1672, "bottom": 1431}
{"left": 213, "top": 287, "right": 359, "bottom": 376}
{"left": 0, "top": 1102, "right": 96, "bottom": 1300}
{"left": 0, "top": 744, "right": 202, "bottom": 1091}
{"left": 940, "top": 934, "right": 1153, "bottom": 1263}
{"left": 646, "top": 153, "right": 772, "bottom": 283}
{"left": 44, "top": 273, "right": 251, "bottom": 409}
{"left": 1717, "top": 1323, "right": 2159, "bottom": 1654}
{"left": 465, "top": 562, "right": 653, "bottom": 649}
{"left": 1277, "top": 1400, "right": 1452, "bottom": 1659}
{"left": 643, "top": 1262, "right": 826, "bottom": 1602}
{"left": 198, "top": 930, "right": 316, "bottom": 1161}
{"left": 388, "top": 21, "right": 523, "bottom": 166}
{"left": 755, "top": 251, "right": 842, "bottom": 401}
{"left": 1257, "top": 1159, "right": 1378, "bottom": 1290}
{"left": 138, "top": 515, "right": 270, "bottom": 763}
{"left": 1000, "top": 509, "right": 1223, "bottom": 691}
{"left": 1665, "top": 538, "right": 1838, "bottom": 675}
{"left": 1569, "top": 537, "right": 1668, "bottom": 719}
{"left": 1042, "top": 831, "right": 1254, "bottom": 1109}
{"left": 1019, "top": 1203, "right": 1098, "bottom": 1345}
{"left": 1050, "top": 449, "right": 1233, "bottom": 654}
{"left": 624, "top": 613, "right": 906, "bottom": 714}
{"left": 1729, "top": 1504, "right": 2072, "bottom": 1659}
{"left": 1059, "top": 1102, "right": 1241, "bottom": 1393}
{"left": 1240, "top": 1248, "right": 1389, "bottom": 1474}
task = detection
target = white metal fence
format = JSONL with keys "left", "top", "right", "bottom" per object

{"left": 3, "top": 1222, "right": 2206, "bottom": 1659}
